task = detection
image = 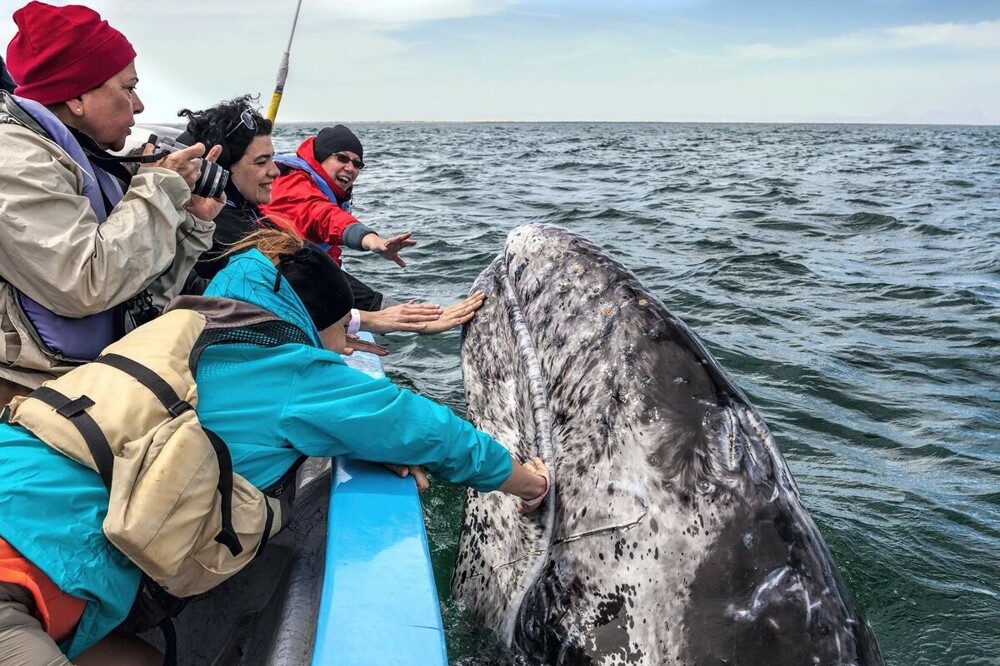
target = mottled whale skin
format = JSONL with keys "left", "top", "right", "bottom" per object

{"left": 452, "top": 224, "right": 882, "bottom": 666}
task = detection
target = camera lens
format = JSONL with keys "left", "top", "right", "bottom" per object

{"left": 193, "top": 160, "right": 229, "bottom": 199}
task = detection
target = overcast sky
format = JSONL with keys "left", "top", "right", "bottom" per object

{"left": 2, "top": 0, "right": 998, "bottom": 124}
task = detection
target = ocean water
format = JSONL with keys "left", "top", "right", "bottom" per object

{"left": 274, "top": 122, "right": 999, "bottom": 666}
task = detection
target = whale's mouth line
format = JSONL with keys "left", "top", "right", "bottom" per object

{"left": 498, "top": 251, "right": 559, "bottom": 645}
{"left": 464, "top": 510, "right": 648, "bottom": 581}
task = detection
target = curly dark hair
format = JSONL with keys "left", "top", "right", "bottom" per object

{"left": 177, "top": 94, "right": 272, "bottom": 169}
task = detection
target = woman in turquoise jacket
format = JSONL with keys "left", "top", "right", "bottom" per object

{"left": 0, "top": 229, "right": 549, "bottom": 665}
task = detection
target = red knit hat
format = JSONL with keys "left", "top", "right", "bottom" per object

{"left": 6, "top": 2, "right": 136, "bottom": 105}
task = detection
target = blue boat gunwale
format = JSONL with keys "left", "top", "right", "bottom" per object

{"left": 312, "top": 331, "right": 448, "bottom": 665}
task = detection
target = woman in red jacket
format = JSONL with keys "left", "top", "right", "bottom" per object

{"left": 263, "top": 125, "right": 414, "bottom": 270}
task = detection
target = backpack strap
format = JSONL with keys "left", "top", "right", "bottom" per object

{"left": 28, "top": 386, "right": 114, "bottom": 489}
{"left": 95, "top": 353, "right": 243, "bottom": 557}
{"left": 95, "top": 354, "right": 191, "bottom": 416}
{"left": 159, "top": 616, "right": 179, "bottom": 666}
{"left": 202, "top": 427, "right": 243, "bottom": 556}
{"left": 258, "top": 491, "right": 276, "bottom": 556}
{"left": 118, "top": 577, "right": 185, "bottom": 666}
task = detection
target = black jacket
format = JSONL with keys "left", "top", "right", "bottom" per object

{"left": 188, "top": 183, "right": 387, "bottom": 311}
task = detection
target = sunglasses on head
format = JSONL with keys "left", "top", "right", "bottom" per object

{"left": 332, "top": 152, "right": 364, "bottom": 170}
{"left": 224, "top": 109, "right": 257, "bottom": 139}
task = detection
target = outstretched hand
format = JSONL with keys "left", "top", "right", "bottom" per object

{"left": 359, "top": 293, "right": 486, "bottom": 335}
{"left": 519, "top": 456, "right": 550, "bottom": 515}
{"left": 361, "top": 301, "right": 443, "bottom": 335}
{"left": 344, "top": 334, "right": 388, "bottom": 357}
{"left": 498, "top": 454, "right": 551, "bottom": 515}
{"left": 362, "top": 231, "right": 417, "bottom": 267}
{"left": 385, "top": 464, "right": 430, "bottom": 492}
{"left": 418, "top": 291, "right": 486, "bottom": 335}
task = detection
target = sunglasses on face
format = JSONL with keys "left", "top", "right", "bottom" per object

{"left": 224, "top": 109, "right": 257, "bottom": 139}
{"left": 333, "top": 152, "right": 364, "bottom": 170}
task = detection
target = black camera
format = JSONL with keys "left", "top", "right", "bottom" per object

{"left": 148, "top": 134, "right": 229, "bottom": 199}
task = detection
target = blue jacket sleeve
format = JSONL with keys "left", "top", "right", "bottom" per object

{"left": 280, "top": 353, "right": 514, "bottom": 492}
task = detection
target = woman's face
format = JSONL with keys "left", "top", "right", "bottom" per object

{"left": 320, "top": 150, "right": 362, "bottom": 192}
{"left": 74, "top": 61, "right": 143, "bottom": 151}
{"left": 231, "top": 135, "right": 279, "bottom": 205}
{"left": 319, "top": 312, "right": 353, "bottom": 355}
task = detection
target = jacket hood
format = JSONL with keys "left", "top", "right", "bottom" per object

{"left": 296, "top": 135, "right": 349, "bottom": 202}
{"left": 204, "top": 248, "right": 323, "bottom": 348}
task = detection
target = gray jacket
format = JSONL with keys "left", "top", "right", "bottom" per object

{"left": 0, "top": 93, "right": 214, "bottom": 389}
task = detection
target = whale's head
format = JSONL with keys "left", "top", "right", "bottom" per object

{"left": 453, "top": 223, "right": 882, "bottom": 665}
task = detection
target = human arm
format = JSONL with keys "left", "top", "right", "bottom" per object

{"left": 153, "top": 142, "right": 226, "bottom": 228}
{"left": 344, "top": 333, "right": 388, "bottom": 356}
{"left": 143, "top": 141, "right": 221, "bottom": 191}
{"left": 342, "top": 270, "right": 441, "bottom": 328}
{"left": 360, "top": 231, "right": 416, "bottom": 267}
{"left": 358, "top": 301, "right": 443, "bottom": 334}
{"left": 283, "top": 360, "right": 514, "bottom": 491}
{"left": 142, "top": 146, "right": 224, "bottom": 307}
{"left": 386, "top": 457, "right": 547, "bottom": 511}
{"left": 500, "top": 456, "right": 550, "bottom": 513}
{"left": 385, "top": 464, "right": 430, "bottom": 492}
{"left": 416, "top": 291, "right": 485, "bottom": 334}
{"left": 262, "top": 170, "right": 375, "bottom": 249}
{"left": 356, "top": 292, "right": 486, "bottom": 335}
{"left": 0, "top": 127, "right": 213, "bottom": 316}
{"left": 144, "top": 209, "right": 216, "bottom": 309}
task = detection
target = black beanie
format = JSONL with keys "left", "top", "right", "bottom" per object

{"left": 314, "top": 124, "right": 364, "bottom": 163}
{"left": 274, "top": 243, "right": 355, "bottom": 331}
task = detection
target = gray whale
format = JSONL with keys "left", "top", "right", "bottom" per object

{"left": 452, "top": 224, "right": 882, "bottom": 665}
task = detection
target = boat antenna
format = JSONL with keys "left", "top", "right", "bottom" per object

{"left": 266, "top": 0, "right": 305, "bottom": 123}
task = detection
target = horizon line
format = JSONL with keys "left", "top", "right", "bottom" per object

{"left": 142, "top": 118, "right": 1000, "bottom": 128}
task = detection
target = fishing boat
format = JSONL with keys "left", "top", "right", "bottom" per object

{"left": 139, "top": 334, "right": 449, "bottom": 665}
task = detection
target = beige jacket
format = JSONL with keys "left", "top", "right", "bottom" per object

{"left": 0, "top": 96, "right": 215, "bottom": 390}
